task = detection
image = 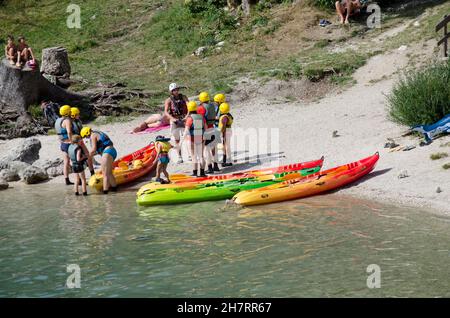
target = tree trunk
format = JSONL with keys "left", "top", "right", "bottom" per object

{"left": 0, "top": 58, "right": 91, "bottom": 139}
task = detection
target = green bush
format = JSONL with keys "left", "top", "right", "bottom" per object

{"left": 388, "top": 61, "right": 450, "bottom": 127}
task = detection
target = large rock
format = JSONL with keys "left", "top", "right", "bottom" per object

{"left": 8, "top": 161, "right": 31, "bottom": 178}
{"left": 22, "top": 166, "right": 49, "bottom": 184}
{"left": 40, "top": 47, "right": 71, "bottom": 77}
{"left": 0, "top": 180, "right": 8, "bottom": 190}
{"left": 0, "top": 169, "right": 20, "bottom": 182}
{"left": 1, "top": 137, "right": 41, "bottom": 164}
{"left": 33, "top": 158, "right": 64, "bottom": 177}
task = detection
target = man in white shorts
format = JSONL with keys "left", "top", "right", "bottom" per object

{"left": 164, "top": 83, "right": 189, "bottom": 163}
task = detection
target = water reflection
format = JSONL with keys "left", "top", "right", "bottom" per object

{"left": 0, "top": 184, "right": 450, "bottom": 297}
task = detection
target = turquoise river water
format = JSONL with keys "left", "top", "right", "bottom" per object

{"left": 0, "top": 183, "right": 450, "bottom": 297}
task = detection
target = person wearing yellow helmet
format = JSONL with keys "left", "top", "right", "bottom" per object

{"left": 219, "top": 102, "right": 234, "bottom": 167}
{"left": 82, "top": 127, "right": 118, "bottom": 194}
{"left": 184, "top": 101, "right": 207, "bottom": 177}
{"left": 154, "top": 135, "right": 173, "bottom": 184}
{"left": 198, "top": 92, "right": 222, "bottom": 174}
{"left": 164, "top": 83, "right": 189, "bottom": 164}
{"left": 54, "top": 105, "right": 75, "bottom": 185}
{"left": 70, "top": 107, "right": 95, "bottom": 177}
{"left": 213, "top": 93, "right": 226, "bottom": 128}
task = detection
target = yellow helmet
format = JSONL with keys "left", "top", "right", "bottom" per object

{"left": 187, "top": 101, "right": 198, "bottom": 112}
{"left": 70, "top": 107, "right": 80, "bottom": 118}
{"left": 219, "top": 102, "right": 230, "bottom": 114}
{"left": 59, "top": 105, "right": 71, "bottom": 117}
{"left": 198, "top": 92, "right": 210, "bottom": 103}
{"left": 214, "top": 93, "right": 226, "bottom": 104}
{"left": 80, "top": 126, "right": 92, "bottom": 138}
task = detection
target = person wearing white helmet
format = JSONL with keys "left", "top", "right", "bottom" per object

{"left": 164, "top": 83, "right": 189, "bottom": 164}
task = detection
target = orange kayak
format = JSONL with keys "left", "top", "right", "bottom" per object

{"left": 169, "top": 157, "right": 325, "bottom": 184}
{"left": 232, "top": 152, "right": 379, "bottom": 206}
{"left": 89, "top": 143, "right": 157, "bottom": 191}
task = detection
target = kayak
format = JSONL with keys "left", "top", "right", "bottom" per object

{"left": 169, "top": 157, "right": 324, "bottom": 184}
{"left": 89, "top": 143, "right": 158, "bottom": 192}
{"left": 136, "top": 160, "right": 323, "bottom": 196}
{"left": 136, "top": 166, "right": 321, "bottom": 206}
{"left": 232, "top": 152, "right": 379, "bottom": 206}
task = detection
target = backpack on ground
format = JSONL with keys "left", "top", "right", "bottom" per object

{"left": 43, "top": 102, "right": 60, "bottom": 127}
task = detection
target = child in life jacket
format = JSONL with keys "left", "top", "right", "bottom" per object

{"left": 155, "top": 135, "right": 173, "bottom": 184}
{"left": 68, "top": 135, "right": 88, "bottom": 196}
{"left": 218, "top": 103, "right": 233, "bottom": 167}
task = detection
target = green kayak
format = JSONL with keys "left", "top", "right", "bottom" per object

{"left": 136, "top": 165, "right": 322, "bottom": 206}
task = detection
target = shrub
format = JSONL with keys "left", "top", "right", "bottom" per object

{"left": 388, "top": 60, "right": 450, "bottom": 127}
{"left": 430, "top": 152, "right": 448, "bottom": 160}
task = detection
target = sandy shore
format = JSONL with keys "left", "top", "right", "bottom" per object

{"left": 1, "top": 41, "right": 449, "bottom": 214}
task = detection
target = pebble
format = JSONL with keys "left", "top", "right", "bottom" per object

{"left": 398, "top": 170, "right": 409, "bottom": 179}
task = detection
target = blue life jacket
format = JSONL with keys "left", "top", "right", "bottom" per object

{"left": 94, "top": 131, "right": 113, "bottom": 154}
{"left": 68, "top": 144, "right": 81, "bottom": 164}
{"left": 55, "top": 117, "right": 71, "bottom": 141}
{"left": 72, "top": 119, "right": 83, "bottom": 135}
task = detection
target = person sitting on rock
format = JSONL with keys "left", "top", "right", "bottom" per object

{"left": 335, "top": 0, "right": 368, "bottom": 24}
{"left": 16, "top": 36, "right": 35, "bottom": 67}
{"left": 4, "top": 35, "right": 17, "bottom": 66}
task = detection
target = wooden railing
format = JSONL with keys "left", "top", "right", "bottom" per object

{"left": 436, "top": 14, "right": 450, "bottom": 57}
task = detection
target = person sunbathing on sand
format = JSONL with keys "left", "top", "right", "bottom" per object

{"left": 131, "top": 113, "right": 170, "bottom": 133}
{"left": 335, "top": 0, "right": 368, "bottom": 24}
{"left": 5, "top": 35, "right": 17, "bottom": 65}
{"left": 16, "top": 36, "right": 35, "bottom": 66}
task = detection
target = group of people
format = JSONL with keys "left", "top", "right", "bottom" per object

{"left": 55, "top": 105, "right": 117, "bottom": 196}
{"left": 5, "top": 35, "right": 36, "bottom": 68}
{"left": 153, "top": 83, "right": 233, "bottom": 184}
{"left": 55, "top": 82, "right": 234, "bottom": 194}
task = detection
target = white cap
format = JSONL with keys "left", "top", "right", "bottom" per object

{"left": 169, "top": 83, "right": 180, "bottom": 92}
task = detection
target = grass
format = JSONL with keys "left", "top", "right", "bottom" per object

{"left": 28, "top": 104, "right": 43, "bottom": 119}
{"left": 443, "top": 163, "right": 450, "bottom": 170}
{"left": 1, "top": 0, "right": 449, "bottom": 116}
{"left": 430, "top": 152, "right": 448, "bottom": 160}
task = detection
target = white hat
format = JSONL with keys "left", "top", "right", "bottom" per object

{"left": 169, "top": 83, "right": 181, "bottom": 92}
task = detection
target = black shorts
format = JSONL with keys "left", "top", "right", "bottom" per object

{"left": 72, "top": 162, "right": 86, "bottom": 173}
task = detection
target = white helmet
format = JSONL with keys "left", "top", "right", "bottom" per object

{"left": 169, "top": 83, "right": 180, "bottom": 92}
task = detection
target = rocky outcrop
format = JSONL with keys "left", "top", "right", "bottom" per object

{"left": 22, "top": 166, "right": 49, "bottom": 184}
{"left": 40, "top": 47, "right": 71, "bottom": 77}
{"left": 8, "top": 161, "right": 31, "bottom": 178}
{"left": 0, "top": 169, "right": 20, "bottom": 182}
{"left": 1, "top": 137, "right": 41, "bottom": 164}
{"left": 0, "top": 180, "right": 8, "bottom": 191}
{"left": 33, "top": 158, "right": 64, "bottom": 177}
